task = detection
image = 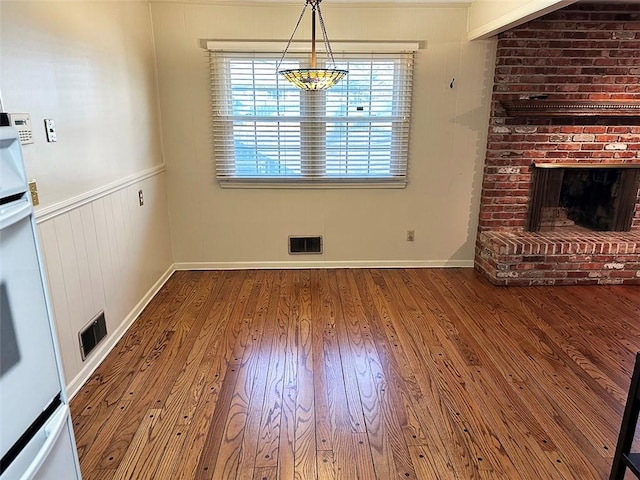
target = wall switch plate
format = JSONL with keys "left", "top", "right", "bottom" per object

{"left": 29, "top": 180, "right": 39, "bottom": 206}
{"left": 44, "top": 118, "right": 57, "bottom": 142}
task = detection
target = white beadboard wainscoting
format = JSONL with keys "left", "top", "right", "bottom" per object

{"left": 36, "top": 167, "right": 173, "bottom": 398}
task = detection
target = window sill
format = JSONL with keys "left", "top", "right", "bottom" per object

{"left": 218, "top": 179, "right": 407, "bottom": 189}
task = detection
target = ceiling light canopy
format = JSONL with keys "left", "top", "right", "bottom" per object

{"left": 277, "top": 0, "right": 348, "bottom": 91}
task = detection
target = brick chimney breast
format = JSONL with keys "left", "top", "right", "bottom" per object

{"left": 475, "top": 2, "right": 640, "bottom": 286}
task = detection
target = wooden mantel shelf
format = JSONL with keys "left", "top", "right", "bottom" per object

{"left": 533, "top": 162, "right": 640, "bottom": 169}
{"left": 501, "top": 99, "right": 640, "bottom": 117}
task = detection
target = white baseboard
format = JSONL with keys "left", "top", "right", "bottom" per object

{"left": 66, "top": 265, "right": 175, "bottom": 399}
{"left": 174, "top": 260, "right": 474, "bottom": 270}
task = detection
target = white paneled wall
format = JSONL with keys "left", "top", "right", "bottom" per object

{"left": 37, "top": 171, "right": 173, "bottom": 397}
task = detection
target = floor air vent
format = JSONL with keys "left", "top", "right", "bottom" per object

{"left": 289, "top": 236, "right": 323, "bottom": 254}
{"left": 79, "top": 311, "right": 107, "bottom": 361}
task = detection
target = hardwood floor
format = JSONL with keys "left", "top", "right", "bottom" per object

{"left": 70, "top": 269, "right": 640, "bottom": 479}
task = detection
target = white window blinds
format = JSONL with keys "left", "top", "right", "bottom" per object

{"left": 209, "top": 47, "right": 415, "bottom": 187}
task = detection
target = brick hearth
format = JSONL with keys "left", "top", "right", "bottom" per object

{"left": 475, "top": 3, "right": 640, "bottom": 286}
{"left": 477, "top": 231, "right": 640, "bottom": 285}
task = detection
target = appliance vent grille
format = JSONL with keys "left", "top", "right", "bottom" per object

{"left": 79, "top": 311, "right": 107, "bottom": 361}
{"left": 289, "top": 236, "right": 323, "bottom": 254}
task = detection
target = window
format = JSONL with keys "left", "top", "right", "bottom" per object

{"left": 209, "top": 45, "right": 415, "bottom": 187}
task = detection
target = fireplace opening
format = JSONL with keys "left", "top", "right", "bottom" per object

{"left": 561, "top": 169, "right": 621, "bottom": 231}
{"left": 528, "top": 165, "right": 640, "bottom": 232}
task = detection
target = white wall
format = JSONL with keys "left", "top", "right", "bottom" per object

{"left": 1, "top": 1, "right": 173, "bottom": 394}
{"left": 151, "top": 2, "right": 495, "bottom": 268}
{"left": 468, "top": 0, "right": 578, "bottom": 39}
{"left": 0, "top": 1, "right": 163, "bottom": 206}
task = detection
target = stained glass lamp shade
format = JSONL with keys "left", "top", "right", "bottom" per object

{"left": 279, "top": 68, "right": 347, "bottom": 90}
{"left": 278, "top": 0, "right": 347, "bottom": 91}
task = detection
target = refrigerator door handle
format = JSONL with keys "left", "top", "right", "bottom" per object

{"left": 0, "top": 200, "right": 31, "bottom": 231}
{"left": 18, "top": 406, "right": 69, "bottom": 480}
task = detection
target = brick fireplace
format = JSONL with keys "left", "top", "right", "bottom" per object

{"left": 475, "top": 3, "right": 640, "bottom": 286}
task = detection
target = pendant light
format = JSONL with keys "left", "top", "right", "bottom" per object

{"left": 277, "top": 0, "right": 348, "bottom": 91}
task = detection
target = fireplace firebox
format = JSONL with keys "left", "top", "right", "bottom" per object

{"left": 528, "top": 164, "right": 640, "bottom": 233}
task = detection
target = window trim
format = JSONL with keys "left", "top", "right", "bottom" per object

{"left": 206, "top": 41, "right": 420, "bottom": 54}
{"left": 217, "top": 178, "right": 409, "bottom": 189}
{"left": 208, "top": 41, "right": 419, "bottom": 189}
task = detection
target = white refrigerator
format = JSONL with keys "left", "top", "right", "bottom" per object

{"left": 0, "top": 126, "right": 82, "bottom": 480}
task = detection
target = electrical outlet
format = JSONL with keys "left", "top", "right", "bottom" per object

{"left": 29, "top": 180, "right": 40, "bottom": 206}
{"left": 407, "top": 230, "right": 415, "bottom": 242}
{"left": 138, "top": 189, "right": 144, "bottom": 206}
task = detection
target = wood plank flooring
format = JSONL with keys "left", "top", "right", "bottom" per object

{"left": 70, "top": 269, "right": 640, "bottom": 479}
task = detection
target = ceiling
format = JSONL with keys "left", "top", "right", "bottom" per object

{"left": 148, "top": 0, "right": 471, "bottom": 3}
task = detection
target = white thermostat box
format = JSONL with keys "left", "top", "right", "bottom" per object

{"left": 7, "top": 113, "right": 34, "bottom": 145}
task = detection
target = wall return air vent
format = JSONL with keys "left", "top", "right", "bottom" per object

{"left": 79, "top": 311, "right": 107, "bottom": 361}
{"left": 289, "top": 236, "right": 323, "bottom": 254}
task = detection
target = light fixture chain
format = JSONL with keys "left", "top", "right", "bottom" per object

{"left": 276, "top": 2, "right": 309, "bottom": 71}
{"left": 316, "top": 3, "right": 337, "bottom": 69}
